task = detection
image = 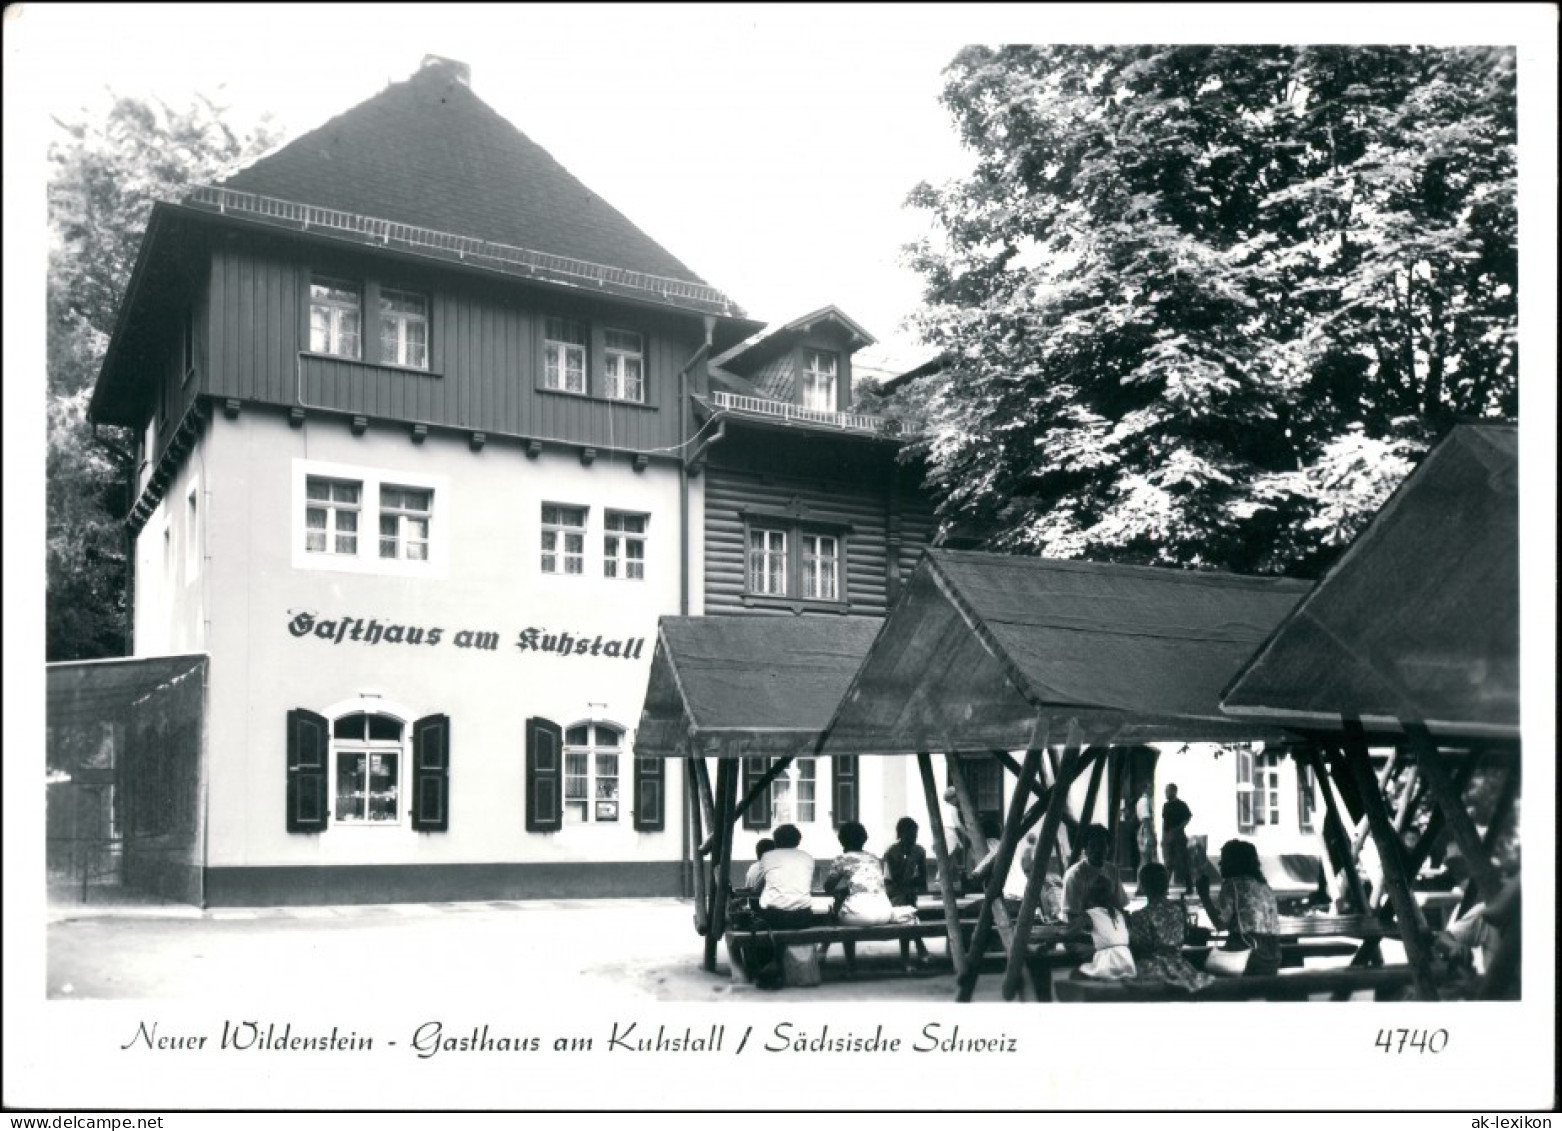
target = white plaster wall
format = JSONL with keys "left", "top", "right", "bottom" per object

{"left": 132, "top": 453, "right": 209, "bottom": 657}
{"left": 198, "top": 412, "right": 688, "bottom": 867}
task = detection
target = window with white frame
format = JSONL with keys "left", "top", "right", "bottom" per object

{"left": 800, "top": 533, "right": 839, "bottom": 601}
{"left": 331, "top": 712, "right": 404, "bottom": 824}
{"left": 771, "top": 757, "right": 817, "bottom": 825}
{"left": 801, "top": 349, "right": 837, "bottom": 412}
{"left": 604, "top": 329, "right": 645, "bottom": 402}
{"left": 1297, "top": 760, "right": 1317, "bottom": 834}
{"left": 379, "top": 485, "right": 432, "bottom": 561}
{"left": 564, "top": 722, "right": 622, "bottom": 823}
{"left": 748, "top": 528, "right": 788, "bottom": 595}
{"left": 1236, "top": 746, "right": 1284, "bottom": 830}
{"left": 541, "top": 504, "right": 587, "bottom": 574}
{"left": 305, "top": 477, "right": 362, "bottom": 556}
{"left": 379, "top": 289, "right": 429, "bottom": 369}
{"left": 309, "top": 278, "right": 362, "bottom": 359}
{"left": 544, "top": 318, "right": 588, "bottom": 393}
{"left": 604, "top": 511, "right": 647, "bottom": 580}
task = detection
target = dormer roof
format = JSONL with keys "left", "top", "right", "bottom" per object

{"left": 710, "top": 305, "right": 876, "bottom": 378}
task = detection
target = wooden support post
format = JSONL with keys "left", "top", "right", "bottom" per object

{"left": 1403, "top": 759, "right": 1477, "bottom": 878}
{"left": 688, "top": 760, "right": 709, "bottom": 935}
{"left": 1077, "top": 749, "right": 1107, "bottom": 836}
{"left": 1104, "top": 748, "right": 1123, "bottom": 871}
{"left": 1350, "top": 746, "right": 1401, "bottom": 861}
{"left": 1342, "top": 722, "right": 1440, "bottom": 1000}
{"left": 958, "top": 744, "right": 1044, "bottom": 1002}
{"left": 1404, "top": 724, "right": 1505, "bottom": 905}
{"left": 1309, "top": 746, "right": 1370, "bottom": 915}
{"left": 693, "top": 757, "right": 717, "bottom": 844}
{"left": 703, "top": 757, "right": 737, "bottom": 973}
{"left": 991, "top": 750, "right": 1048, "bottom": 804}
{"left": 949, "top": 751, "right": 1018, "bottom": 962}
{"left": 916, "top": 752, "right": 969, "bottom": 980}
{"left": 1003, "top": 744, "right": 1084, "bottom": 1002}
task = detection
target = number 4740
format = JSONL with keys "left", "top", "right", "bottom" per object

{"left": 1375, "top": 1029, "right": 1448, "bottom": 1053}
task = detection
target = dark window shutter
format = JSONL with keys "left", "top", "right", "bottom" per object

{"left": 741, "top": 755, "right": 771, "bottom": 830}
{"left": 525, "top": 716, "right": 563, "bottom": 832}
{"left": 832, "top": 755, "right": 859, "bottom": 827}
{"left": 633, "top": 753, "right": 665, "bottom": 831}
{"left": 411, "top": 714, "right": 450, "bottom": 832}
{"left": 286, "top": 708, "right": 329, "bottom": 833}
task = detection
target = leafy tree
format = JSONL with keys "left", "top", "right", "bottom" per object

{"left": 47, "top": 94, "right": 277, "bottom": 659}
{"left": 890, "top": 46, "right": 1516, "bottom": 575}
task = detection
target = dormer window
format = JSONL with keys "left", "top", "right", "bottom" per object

{"left": 544, "top": 319, "right": 588, "bottom": 394}
{"left": 310, "top": 278, "right": 362, "bottom": 359}
{"left": 802, "top": 349, "right": 837, "bottom": 412}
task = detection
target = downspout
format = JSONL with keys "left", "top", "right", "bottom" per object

{"left": 92, "top": 423, "right": 138, "bottom": 656}
{"left": 677, "top": 321, "right": 715, "bottom": 901}
{"left": 678, "top": 319, "right": 716, "bottom": 618}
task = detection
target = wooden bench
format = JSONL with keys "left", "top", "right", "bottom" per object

{"left": 1050, "top": 964, "right": 1417, "bottom": 1002}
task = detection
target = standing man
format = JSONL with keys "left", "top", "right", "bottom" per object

{"left": 1161, "top": 784, "right": 1193, "bottom": 890}
{"left": 1135, "top": 781, "right": 1158, "bottom": 868}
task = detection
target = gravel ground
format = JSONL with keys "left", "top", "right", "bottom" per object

{"left": 46, "top": 893, "right": 1020, "bottom": 1003}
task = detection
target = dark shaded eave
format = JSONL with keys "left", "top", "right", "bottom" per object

{"left": 88, "top": 202, "right": 182, "bottom": 427}
{"left": 819, "top": 551, "right": 1310, "bottom": 756}
{"left": 635, "top": 616, "right": 884, "bottom": 759}
{"left": 1220, "top": 424, "right": 1519, "bottom": 742}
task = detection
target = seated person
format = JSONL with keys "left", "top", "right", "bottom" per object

{"left": 752, "top": 823, "right": 818, "bottom": 930}
{"left": 821, "top": 820, "right": 913, "bottom": 975}
{"left": 1435, "top": 873, "right": 1520, "bottom": 978}
{"left": 883, "top": 817, "right": 932, "bottom": 969}
{"left": 1062, "top": 824, "right": 1130, "bottom": 919}
{"left": 743, "top": 838, "right": 776, "bottom": 891}
{"left": 971, "top": 827, "right": 1030, "bottom": 914}
{"left": 1195, "top": 838, "right": 1282, "bottom": 977}
{"left": 1128, "top": 863, "right": 1214, "bottom": 992}
{"left": 1065, "top": 873, "right": 1136, "bottom": 980}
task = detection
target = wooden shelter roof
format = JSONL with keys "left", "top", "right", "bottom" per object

{"left": 819, "top": 550, "right": 1311, "bottom": 754}
{"left": 635, "top": 616, "right": 883, "bottom": 758}
{"left": 1221, "top": 424, "right": 1519, "bottom": 741}
{"left": 46, "top": 654, "right": 207, "bottom": 721}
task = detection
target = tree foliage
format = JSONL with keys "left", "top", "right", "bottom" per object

{"left": 47, "top": 94, "right": 277, "bottom": 659}
{"left": 889, "top": 46, "right": 1516, "bottom": 575}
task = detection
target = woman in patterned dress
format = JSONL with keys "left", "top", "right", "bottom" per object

{"left": 821, "top": 820, "right": 911, "bottom": 975}
{"left": 1129, "top": 863, "right": 1215, "bottom": 992}
{"left": 1195, "top": 838, "right": 1282, "bottom": 976}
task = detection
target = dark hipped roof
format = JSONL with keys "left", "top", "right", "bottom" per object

{"left": 220, "top": 58, "right": 706, "bottom": 287}
{"left": 820, "top": 550, "right": 1311, "bottom": 755}
{"left": 1222, "top": 425, "right": 1519, "bottom": 740}
{"left": 636, "top": 616, "right": 883, "bottom": 759}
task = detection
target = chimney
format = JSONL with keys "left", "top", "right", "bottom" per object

{"left": 420, "top": 55, "right": 471, "bottom": 87}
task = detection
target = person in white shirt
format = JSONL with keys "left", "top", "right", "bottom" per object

{"left": 743, "top": 838, "right": 776, "bottom": 891}
{"left": 753, "top": 823, "right": 818, "bottom": 929}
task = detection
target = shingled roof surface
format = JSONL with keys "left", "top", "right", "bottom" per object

{"left": 220, "top": 59, "right": 705, "bottom": 283}
{"left": 933, "top": 551, "right": 1312, "bottom": 722}
{"left": 1222, "top": 425, "right": 1519, "bottom": 736}
{"left": 819, "top": 550, "right": 1311, "bottom": 754}
{"left": 636, "top": 616, "right": 883, "bottom": 757}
